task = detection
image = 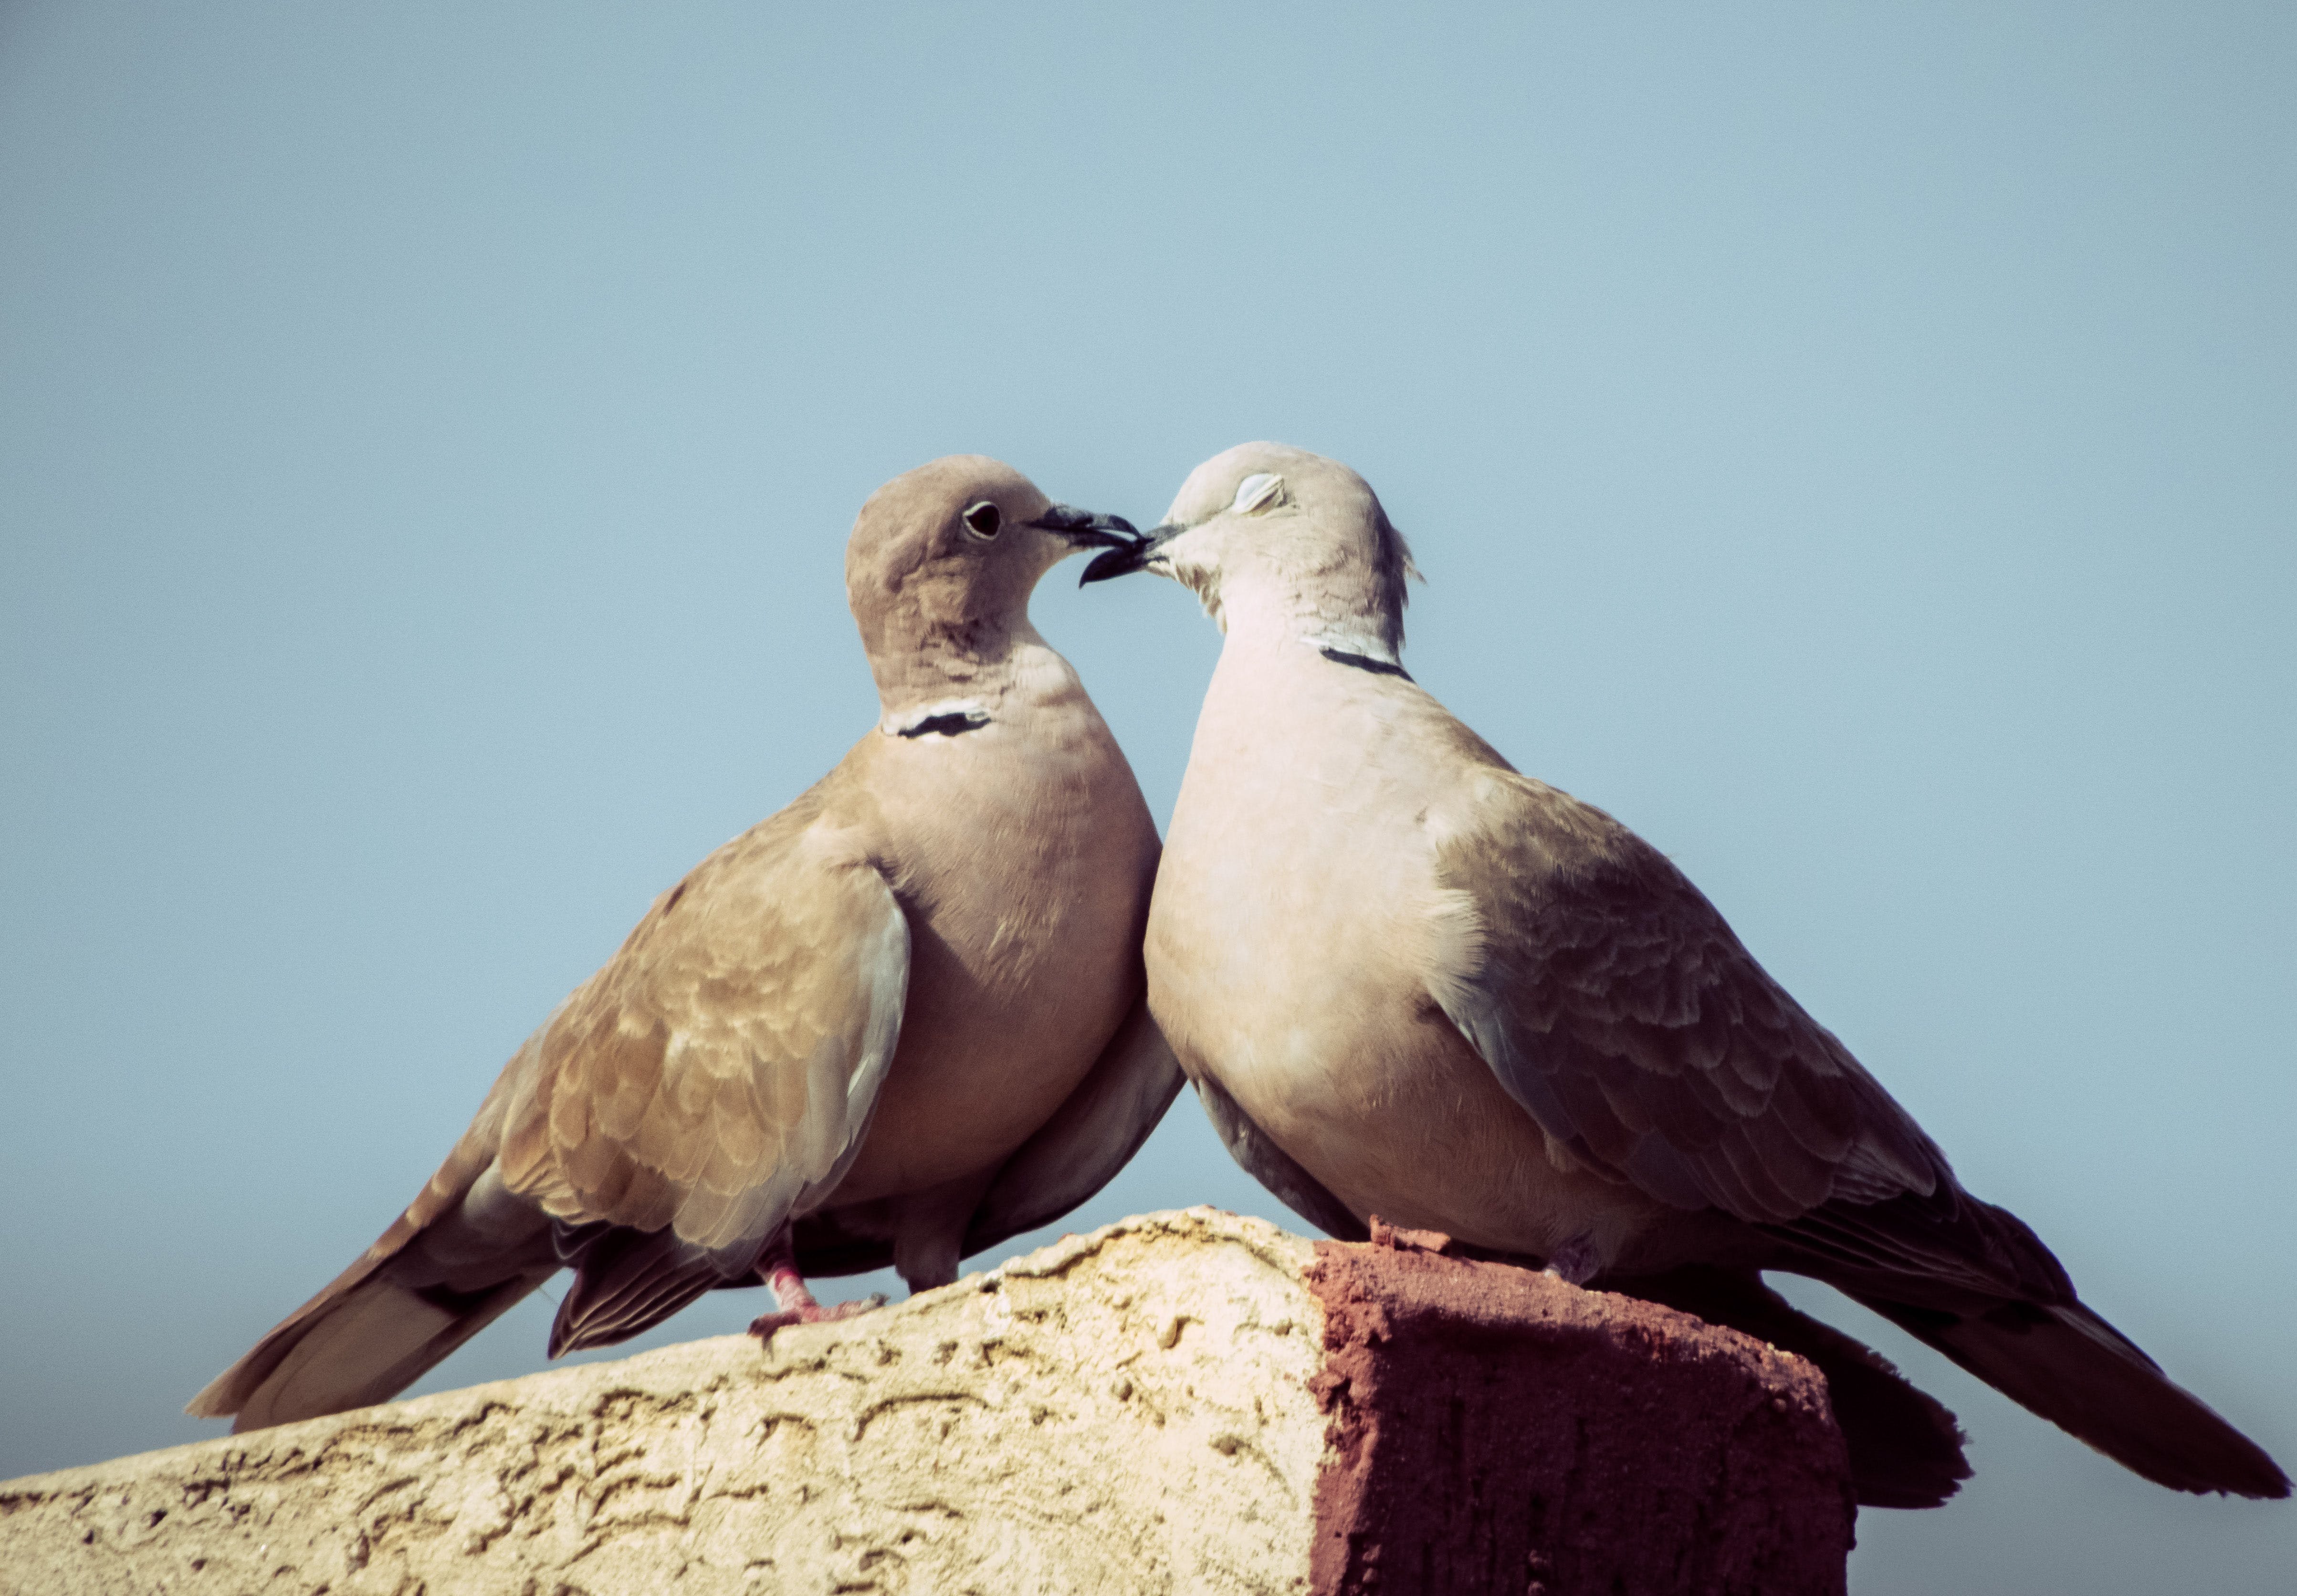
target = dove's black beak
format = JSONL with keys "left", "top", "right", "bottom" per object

{"left": 1078, "top": 521, "right": 1178, "bottom": 586}
{"left": 1028, "top": 503, "right": 1142, "bottom": 553}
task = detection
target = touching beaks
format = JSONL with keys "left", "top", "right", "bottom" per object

{"left": 1028, "top": 503, "right": 1143, "bottom": 551}
{"left": 1078, "top": 521, "right": 1179, "bottom": 586}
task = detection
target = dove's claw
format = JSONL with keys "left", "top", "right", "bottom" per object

{"left": 749, "top": 1293, "right": 887, "bottom": 1343}
{"left": 748, "top": 1225, "right": 887, "bottom": 1343}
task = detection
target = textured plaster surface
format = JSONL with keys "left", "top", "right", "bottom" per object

{"left": 0, "top": 1210, "right": 1326, "bottom": 1596}
{"left": 1, "top": 1210, "right": 1857, "bottom": 1596}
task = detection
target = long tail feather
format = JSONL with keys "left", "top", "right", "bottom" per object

{"left": 213, "top": 1272, "right": 553, "bottom": 1432}
{"left": 1853, "top": 1291, "right": 2290, "bottom": 1499}
{"left": 547, "top": 1223, "right": 732, "bottom": 1356}
{"left": 189, "top": 1167, "right": 559, "bottom": 1432}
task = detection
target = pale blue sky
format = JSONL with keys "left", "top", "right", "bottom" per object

{"left": 2, "top": 4, "right": 2291, "bottom": 1589}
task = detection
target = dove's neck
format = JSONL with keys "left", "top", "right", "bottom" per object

{"left": 1210, "top": 562, "right": 1407, "bottom": 675}
{"left": 865, "top": 612, "right": 1073, "bottom": 728}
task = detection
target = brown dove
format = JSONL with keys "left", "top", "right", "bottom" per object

{"left": 191, "top": 456, "right": 1176, "bottom": 1433}
{"left": 1080, "top": 441, "right": 2288, "bottom": 1508}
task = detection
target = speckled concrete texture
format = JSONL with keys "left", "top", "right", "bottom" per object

{"left": 0, "top": 1212, "right": 1325, "bottom": 1596}
{"left": 0, "top": 1210, "right": 1853, "bottom": 1595}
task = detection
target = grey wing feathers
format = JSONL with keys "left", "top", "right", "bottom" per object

{"left": 1427, "top": 769, "right": 1950, "bottom": 1226}
{"left": 1426, "top": 769, "right": 2290, "bottom": 1499}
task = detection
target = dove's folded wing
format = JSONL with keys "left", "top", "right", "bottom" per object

{"left": 1424, "top": 769, "right": 2092, "bottom": 1305}
{"left": 189, "top": 797, "right": 913, "bottom": 1420}
{"left": 508, "top": 800, "right": 911, "bottom": 1350}
{"left": 1422, "top": 770, "right": 1951, "bottom": 1227}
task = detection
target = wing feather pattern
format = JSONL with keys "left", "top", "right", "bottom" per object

{"left": 1417, "top": 768, "right": 2287, "bottom": 1496}
{"left": 1423, "top": 768, "right": 1950, "bottom": 1230}
{"left": 195, "top": 793, "right": 915, "bottom": 1419}
{"left": 509, "top": 798, "right": 910, "bottom": 1350}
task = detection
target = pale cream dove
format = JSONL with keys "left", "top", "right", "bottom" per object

{"left": 1080, "top": 441, "right": 2288, "bottom": 1507}
{"left": 191, "top": 456, "right": 1176, "bottom": 1432}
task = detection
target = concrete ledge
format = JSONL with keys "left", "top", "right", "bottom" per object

{"left": 0, "top": 1210, "right": 1853, "bottom": 1595}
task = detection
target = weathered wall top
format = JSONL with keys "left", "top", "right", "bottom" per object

{"left": 0, "top": 1210, "right": 1853, "bottom": 1596}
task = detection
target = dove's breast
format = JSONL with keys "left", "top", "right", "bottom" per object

{"left": 830, "top": 656, "right": 1159, "bottom": 1202}
{"left": 1149, "top": 645, "right": 1664, "bottom": 1261}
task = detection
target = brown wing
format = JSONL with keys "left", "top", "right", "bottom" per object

{"left": 496, "top": 792, "right": 909, "bottom": 1267}
{"left": 189, "top": 792, "right": 910, "bottom": 1419}
{"left": 1425, "top": 766, "right": 1949, "bottom": 1226}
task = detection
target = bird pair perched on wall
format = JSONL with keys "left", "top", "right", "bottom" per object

{"left": 191, "top": 446, "right": 2287, "bottom": 1510}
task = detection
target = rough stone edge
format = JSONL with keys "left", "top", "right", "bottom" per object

{"left": 0, "top": 1205, "right": 1321, "bottom": 1508}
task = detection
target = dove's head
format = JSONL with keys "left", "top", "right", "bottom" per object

{"left": 1081, "top": 442, "right": 1417, "bottom": 662}
{"left": 845, "top": 455, "right": 1139, "bottom": 678}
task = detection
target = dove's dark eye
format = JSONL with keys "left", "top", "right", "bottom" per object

{"left": 962, "top": 501, "right": 1002, "bottom": 540}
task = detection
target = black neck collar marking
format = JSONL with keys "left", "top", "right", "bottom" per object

{"left": 1319, "top": 646, "right": 1413, "bottom": 681}
{"left": 897, "top": 709, "right": 992, "bottom": 739}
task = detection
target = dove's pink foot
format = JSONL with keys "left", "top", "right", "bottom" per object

{"left": 747, "top": 1228, "right": 886, "bottom": 1343}
{"left": 747, "top": 1296, "right": 883, "bottom": 1339}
